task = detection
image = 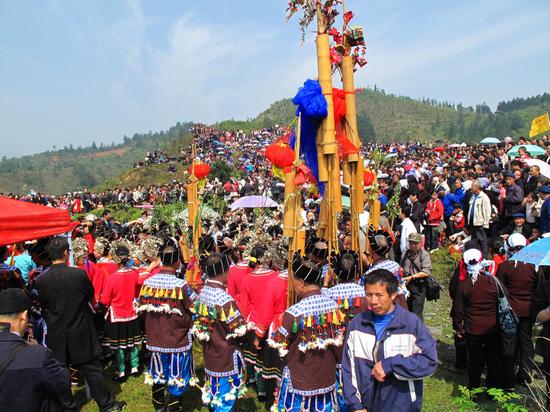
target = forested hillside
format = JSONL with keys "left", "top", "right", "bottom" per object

{"left": 220, "top": 88, "right": 550, "bottom": 145}
{"left": 0, "top": 122, "right": 192, "bottom": 194}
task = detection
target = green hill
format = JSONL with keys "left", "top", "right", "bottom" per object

{"left": 2, "top": 90, "right": 549, "bottom": 195}
{"left": 219, "top": 89, "right": 550, "bottom": 145}
{"left": 0, "top": 122, "right": 192, "bottom": 195}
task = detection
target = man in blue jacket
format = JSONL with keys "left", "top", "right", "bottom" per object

{"left": 341, "top": 269, "right": 437, "bottom": 412}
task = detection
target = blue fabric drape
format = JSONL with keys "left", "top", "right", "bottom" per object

{"left": 291, "top": 79, "right": 328, "bottom": 193}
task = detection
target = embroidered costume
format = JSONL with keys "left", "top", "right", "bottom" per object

{"left": 192, "top": 279, "right": 248, "bottom": 411}
{"left": 269, "top": 290, "right": 342, "bottom": 411}
{"left": 322, "top": 251, "right": 369, "bottom": 412}
{"left": 138, "top": 270, "right": 197, "bottom": 410}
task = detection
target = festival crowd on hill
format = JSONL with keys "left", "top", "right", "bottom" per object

{"left": 2, "top": 128, "right": 550, "bottom": 411}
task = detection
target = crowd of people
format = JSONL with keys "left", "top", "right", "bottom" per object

{"left": 1, "top": 129, "right": 550, "bottom": 411}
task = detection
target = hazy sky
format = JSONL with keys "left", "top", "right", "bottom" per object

{"left": 1, "top": 0, "right": 549, "bottom": 157}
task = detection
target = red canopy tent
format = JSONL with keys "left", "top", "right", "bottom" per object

{"left": 0, "top": 197, "right": 79, "bottom": 246}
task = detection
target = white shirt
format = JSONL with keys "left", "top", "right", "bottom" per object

{"left": 400, "top": 218, "right": 418, "bottom": 255}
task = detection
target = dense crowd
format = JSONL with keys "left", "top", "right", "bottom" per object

{"left": 2, "top": 130, "right": 550, "bottom": 411}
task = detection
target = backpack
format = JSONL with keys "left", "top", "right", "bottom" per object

{"left": 425, "top": 276, "right": 442, "bottom": 301}
{"left": 407, "top": 251, "right": 442, "bottom": 302}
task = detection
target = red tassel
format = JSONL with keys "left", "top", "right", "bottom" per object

{"left": 327, "top": 311, "right": 333, "bottom": 324}
{"left": 333, "top": 88, "right": 359, "bottom": 159}
{"left": 354, "top": 297, "right": 360, "bottom": 307}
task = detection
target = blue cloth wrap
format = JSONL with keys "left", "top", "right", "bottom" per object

{"left": 291, "top": 79, "right": 328, "bottom": 194}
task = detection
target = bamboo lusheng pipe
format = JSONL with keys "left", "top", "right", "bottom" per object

{"left": 287, "top": 115, "right": 302, "bottom": 306}
{"left": 284, "top": 115, "right": 301, "bottom": 239}
{"left": 323, "top": 155, "right": 334, "bottom": 286}
{"left": 342, "top": 58, "right": 361, "bottom": 162}
{"left": 316, "top": 3, "right": 337, "bottom": 156}
{"left": 370, "top": 199, "right": 381, "bottom": 228}
{"left": 351, "top": 155, "right": 365, "bottom": 255}
{"left": 355, "top": 157, "right": 365, "bottom": 213}
{"left": 331, "top": 154, "right": 342, "bottom": 213}
{"left": 283, "top": 172, "right": 297, "bottom": 237}
{"left": 342, "top": 160, "right": 352, "bottom": 185}
{"left": 316, "top": 128, "right": 329, "bottom": 182}
{"left": 188, "top": 143, "right": 202, "bottom": 286}
{"left": 317, "top": 196, "right": 328, "bottom": 238}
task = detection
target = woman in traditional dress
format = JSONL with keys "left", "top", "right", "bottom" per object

{"left": 100, "top": 240, "right": 142, "bottom": 380}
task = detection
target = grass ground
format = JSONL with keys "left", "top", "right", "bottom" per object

{"left": 76, "top": 250, "right": 544, "bottom": 411}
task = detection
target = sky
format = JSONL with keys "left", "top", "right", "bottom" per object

{"left": 1, "top": 0, "right": 549, "bottom": 158}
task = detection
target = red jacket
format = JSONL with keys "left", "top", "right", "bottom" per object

{"left": 83, "top": 233, "right": 95, "bottom": 255}
{"left": 254, "top": 271, "right": 288, "bottom": 338}
{"left": 240, "top": 268, "right": 277, "bottom": 332}
{"left": 78, "top": 260, "right": 104, "bottom": 305}
{"left": 100, "top": 268, "right": 139, "bottom": 322}
{"left": 227, "top": 261, "right": 251, "bottom": 310}
{"left": 426, "top": 199, "right": 444, "bottom": 226}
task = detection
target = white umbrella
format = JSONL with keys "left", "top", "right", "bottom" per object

{"left": 525, "top": 158, "right": 550, "bottom": 179}
{"left": 229, "top": 195, "right": 279, "bottom": 210}
{"left": 480, "top": 137, "right": 500, "bottom": 145}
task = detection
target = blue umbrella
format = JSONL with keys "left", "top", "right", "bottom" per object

{"left": 480, "top": 137, "right": 500, "bottom": 145}
{"left": 510, "top": 237, "right": 550, "bottom": 269}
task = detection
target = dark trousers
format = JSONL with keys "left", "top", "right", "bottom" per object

{"left": 469, "top": 226, "right": 489, "bottom": 258}
{"left": 424, "top": 225, "right": 439, "bottom": 250}
{"left": 516, "top": 317, "right": 535, "bottom": 382}
{"left": 60, "top": 357, "right": 116, "bottom": 412}
{"left": 503, "top": 317, "right": 535, "bottom": 386}
{"left": 407, "top": 282, "right": 426, "bottom": 322}
{"left": 466, "top": 333, "right": 503, "bottom": 388}
{"left": 454, "top": 334, "right": 468, "bottom": 370}
{"left": 444, "top": 216, "right": 454, "bottom": 237}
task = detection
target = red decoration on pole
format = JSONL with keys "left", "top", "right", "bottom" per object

{"left": 189, "top": 162, "right": 211, "bottom": 180}
{"left": 265, "top": 139, "right": 295, "bottom": 169}
{"left": 363, "top": 169, "right": 375, "bottom": 186}
{"left": 333, "top": 88, "right": 359, "bottom": 158}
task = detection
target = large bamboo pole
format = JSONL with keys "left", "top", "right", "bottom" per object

{"left": 315, "top": 5, "right": 339, "bottom": 244}
{"left": 287, "top": 116, "right": 302, "bottom": 306}
{"left": 342, "top": 56, "right": 362, "bottom": 254}
{"left": 342, "top": 56, "right": 361, "bottom": 162}
{"left": 316, "top": 34, "right": 337, "bottom": 156}
{"left": 186, "top": 144, "right": 201, "bottom": 285}
{"left": 283, "top": 174, "right": 297, "bottom": 238}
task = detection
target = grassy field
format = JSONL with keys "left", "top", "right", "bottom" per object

{"left": 76, "top": 250, "right": 544, "bottom": 411}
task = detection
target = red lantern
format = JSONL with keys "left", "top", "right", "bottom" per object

{"left": 364, "top": 169, "right": 375, "bottom": 186}
{"left": 189, "top": 162, "right": 211, "bottom": 180}
{"left": 265, "top": 140, "right": 295, "bottom": 169}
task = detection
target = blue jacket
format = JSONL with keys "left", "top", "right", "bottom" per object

{"left": 341, "top": 305, "right": 438, "bottom": 412}
{"left": 442, "top": 188, "right": 465, "bottom": 217}
{"left": 541, "top": 197, "right": 550, "bottom": 234}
